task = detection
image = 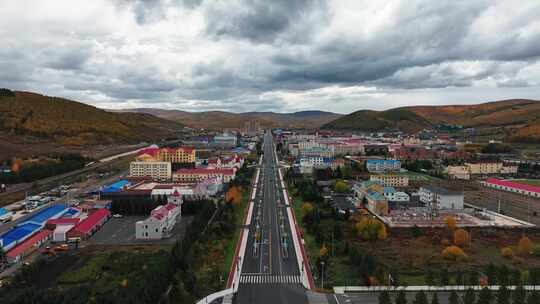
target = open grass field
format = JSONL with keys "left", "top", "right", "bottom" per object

{"left": 512, "top": 179, "right": 540, "bottom": 187}
{"left": 222, "top": 190, "right": 250, "bottom": 279}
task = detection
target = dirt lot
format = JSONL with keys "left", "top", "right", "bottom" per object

{"left": 466, "top": 189, "right": 540, "bottom": 225}
{"left": 363, "top": 227, "right": 540, "bottom": 283}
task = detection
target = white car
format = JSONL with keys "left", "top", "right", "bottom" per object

{"left": 113, "top": 214, "right": 123, "bottom": 218}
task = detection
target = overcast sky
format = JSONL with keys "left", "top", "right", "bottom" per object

{"left": 1, "top": 0, "right": 540, "bottom": 114}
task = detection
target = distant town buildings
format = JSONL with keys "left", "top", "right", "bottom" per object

{"left": 173, "top": 168, "right": 235, "bottom": 183}
{"left": 445, "top": 161, "right": 518, "bottom": 180}
{"left": 366, "top": 159, "right": 401, "bottom": 173}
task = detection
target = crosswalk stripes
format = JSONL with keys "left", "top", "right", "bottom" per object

{"left": 239, "top": 275, "right": 302, "bottom": 284}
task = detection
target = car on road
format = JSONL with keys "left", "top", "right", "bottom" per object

{"left": 113, "top": 214, "right": 123, "bottom": 218}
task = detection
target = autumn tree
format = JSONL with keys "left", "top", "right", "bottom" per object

{"left": 356, "top": 217, "right": 387, "bottom": 241}
{"left": 334, "top": 180, "right": 350, "bottom": 193}
{"left": 453, "top": 228, "right": 469, "bottom": 247}
{"left": 501, "top": 247, "right": 514, "bottom": 259}
{"left": 11, "top": 157, "right": 23, "bottom": 173}
{"left": 445, "top": 216, "right": 457, "bottom": 230}
{"left": 377, "top": 224, "right": 388, "bottom": 241}
{"left": 225, "top": 186, "right": 242, "bottom": 204}
{"left": 301, "top": 202, "right": 314, "bottom": 215}
{"left": 441, "top": 246, "right": 468, "bottom": 261}
{"left": 319, "top": 244, "right": 329, "bottom": 259}
{"left": 519, "top": 235, "right": 533, "bottom": 255}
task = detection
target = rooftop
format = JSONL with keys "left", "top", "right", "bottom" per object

{"left": 485, "top": 178, "right": 540, "bottom": 194}
{"left": 69, "top": 209, "right": 110, "bottom": 234}
{"left": 421, "top": 185, "right": 462, "bottom": 195}
{"left": 6, "top": 230, "right": 52, "bottom": 258}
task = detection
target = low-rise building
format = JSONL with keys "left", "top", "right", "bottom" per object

{"left": 445, "top": 162, "right": 518, "bottom": 180}
{"left": 67, "top": 209, "right": 111, "bottom": 241}
{"left": 445, "top": 165, "right": 471, "bottom": 180}
{"left": 419, "top": 186, "right": 463, "bottom": 210}
{"left": 6, "top": 230, "right": 52, "bottom": 263}
{"left": 130, "top": 161, "right": 172, "bottom": 180}
{"left": 370, "top": 174, "right": 409, "bottom": 187}
{"left": 481, "top": 178, "right": 540, "bottom": 198}
{"left": 353, "top": 181, "right": 389, "bottom": 216}
{"left": 382, "top": 187, "right": 410, "bottom": 202}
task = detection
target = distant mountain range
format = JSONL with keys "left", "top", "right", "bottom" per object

{"left": 0, "top": 90, "right": 183, "bottom": 160}
{"left": 322, "top": 99, "right": 540, "bottom": 143}
{"left": 111, "top": 108, "right": 342, "bottom": 129}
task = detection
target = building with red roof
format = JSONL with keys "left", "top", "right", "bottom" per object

{"left": 67, "top": 209, "right": 111, "bottom": 241}
{"left": 135, "top": 192, "right": 182, "bottom": 240}
{"left": 481, "top": 179, "right": 540, "bottom": 199}
{"left": 6, "top": 230, "right": 52, "bottom": 263}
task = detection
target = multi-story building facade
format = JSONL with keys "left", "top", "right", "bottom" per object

{"left": 130, "top": 161, "right": 172, "bottom": 180}
{"left": 158, "top": 147, "right": 196, "bottom": 164}
{"left": 173, "top": 168, "right": 235, "bottom": 183}
{"left": 366, "top": 159, "right": 401, "bottom": 172}
{"left": 370, "top": 174, "right": 409, "bottom": 187}
{"left": 445, "top": 162, "right": 518, "bottom": 180}
{"left": 419, "top": 186, "right": 464, "bottom": 210}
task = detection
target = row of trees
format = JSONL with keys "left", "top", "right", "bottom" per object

{"left": 379, "top": 286, "right": 540, "bottom": 304}
{"left": 0, "top": 153, "right": 88, "bottom": 184}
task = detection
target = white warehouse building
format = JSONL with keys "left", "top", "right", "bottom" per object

{"left": 419, "top": 186, "right": 464, "bottom": 210}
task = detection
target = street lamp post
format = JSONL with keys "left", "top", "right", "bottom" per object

{"left": 320, "top": 261, "right": 325, "bottom": 290}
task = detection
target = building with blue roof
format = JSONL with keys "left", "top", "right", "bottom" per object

{"left": 0, "top": 222, "right": 41, "bottom": 251}
{"left": 22, "top": 204, "right": 67, "bottom": 226}
{"left": 101, "top": 180, "right": 130, "bottom": 193}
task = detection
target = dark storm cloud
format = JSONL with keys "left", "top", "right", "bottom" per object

{"left": 204, "top": 0, "right": 328, "bottom": 43}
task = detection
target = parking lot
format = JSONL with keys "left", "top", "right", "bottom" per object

{"left": 89, "top": 215, "right": 193, "bottom": 245}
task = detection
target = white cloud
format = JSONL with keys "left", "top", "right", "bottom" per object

{"left": 0, "top": 0, "right": 539, "bottom": 113}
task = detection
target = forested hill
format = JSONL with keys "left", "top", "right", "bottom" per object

{"left": 0, "top": 90, "right": 183, "bottom": 145}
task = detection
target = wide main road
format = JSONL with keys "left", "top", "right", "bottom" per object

{"left": 235, "top": 132, "right": 307, "bottom": 304}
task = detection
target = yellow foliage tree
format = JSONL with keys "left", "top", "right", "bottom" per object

{"left": 11, "top": 158, "right": 23, "bottom": 173}
{"left": 441, "top": 245, "right": 468, "bottom": 261}
{"left": 453, "top": 228, "right": 470, "bottom": 247}
{"left": 518, "top": 236, "right": 533, "bottom": 255}
{"left": 319, "top": 244, "right": 329, "bottom": 258}
{"left": 301, "top": 202, "right": 314, "bottom": 215}
{"left": 225, "top": 186, "right": 242, "bottom": 204}
{"left": 501, "top": 247, "right": 514, "bottom": 259}
{"left": 445, "top": 216, "right": 457, "bottom": 230}
{"left": 377, "top": 224, "right": 388, "bottom": 240}
{"left": 356, "top": 217, "right": 387, "bottom": 241}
